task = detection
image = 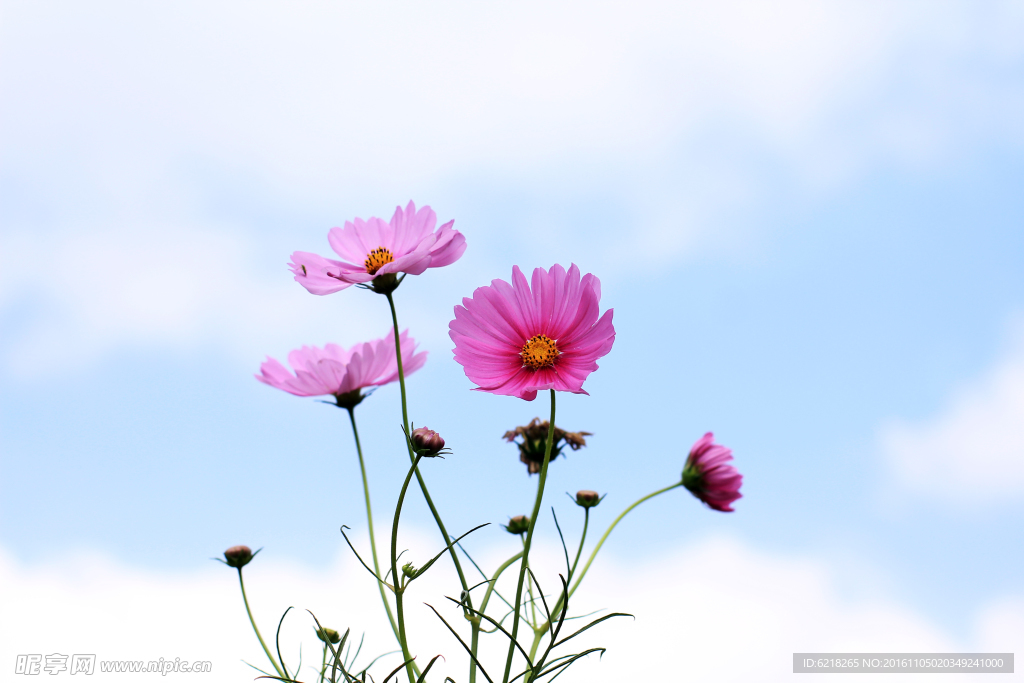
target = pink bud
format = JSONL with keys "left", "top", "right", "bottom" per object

{"left": 412, "top": 426, "right": 445, "bottom": 455}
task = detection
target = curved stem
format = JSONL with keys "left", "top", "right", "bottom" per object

{"left": 470, "top": 550, "right": 525, "bottom": 683}
{"left": 391, "top": 452, "right": 427, "bottom": 683}
{"left": 502, "top": 389, "right": 556, "bottom": 683}
{"left": 385, "top": 291, "right": 471, "bottom": 595}
{"left": 346, "top": 407, "right": 401, "bottom": 645}
{"left": 568, "top": 482, "right": 682, "bottom": 598}
{"left": 236, "top": 568, "right": 285, "bottom": 679}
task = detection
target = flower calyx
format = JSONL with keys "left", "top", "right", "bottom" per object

{"left": 316, "top": 627, "right": 341, "bottom": 644}
{"left": 504, "top": 515, "right": 530, "bottom": 535}
{"left": 503, "top": 418, "right": 592, "bottom": 475}
{"left": 574, "top": 490, "right": 604, "bottom": 508}
{"left": 409, "top": 425, "right": 450, "bottom": 457}
{"left": 219, "top": 545, "right": 261, "bottom": 569}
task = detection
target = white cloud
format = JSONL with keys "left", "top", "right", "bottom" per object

{"left": 1, "top": 534, "right": 1018, "bottom": 682}
{"left": 0, "top": 220, "right": 384, "bottom": 376}
{"left": 2, "top": 1, "right": 1023, "bottom": 370}
{"left": 881, "top": 328, "right": 1024, "bottom": 502}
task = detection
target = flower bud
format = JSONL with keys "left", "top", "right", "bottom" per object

{"left": 316, "top": 627, "right": 341, "bottom": 644}
{"left": 575, "top": 490, "right": 602, "bottom": 508}
{"left": 223, "top": 545, "right": 254, "bottom": 568}
{"left": 412, "top": 426, "right": 445, "bottom": 455}
{"left": 504, "top": 515, "right": 530, "bottom": 535}
{"left": 402, "top": 562, "right": 418, "bottom": 579}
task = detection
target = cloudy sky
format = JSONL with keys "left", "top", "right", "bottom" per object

{"left": 1, "top": 1, "right": 1023, "bottom": 681}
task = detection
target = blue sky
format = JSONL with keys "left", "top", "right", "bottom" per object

{"left": 2, "top": 2, "right": 1023, "bottom": 680}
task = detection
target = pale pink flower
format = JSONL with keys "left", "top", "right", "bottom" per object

{"left": 289, "top": 201, "right": 466, "bottom": 295}
{"left": 255, "top": 329, "right": 426, "bottom": 406}
{"left": 682, "top": 433, "right": 743, "bottom": 512}
{"left": 449, "top": 264, "right": 615, "bottom": 401}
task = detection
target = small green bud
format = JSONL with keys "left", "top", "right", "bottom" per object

{"left": 316, "top": 627, "right": 341, "bottom": 644}
{"left": 575, "top": 490, "right": 602, "bottom": 508}
{"left": 402, "top": 562, "right": 418, "bottom": 578}
{"left": 504, "top": 515, "right": 530, "bottom": 535}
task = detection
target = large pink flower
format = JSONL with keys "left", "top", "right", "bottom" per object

{"left": 255, "top": 329, "right": 427, "bottom": 406}
{"left": 289, "top": 201, "right": 466, "bottom": 295}
{"left": 449, "top": 264, "right": 615, "bottom": 401}
{"left": 682, "top": 433, "right": 743, "bottom": 512}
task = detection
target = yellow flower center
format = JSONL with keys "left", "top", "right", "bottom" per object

{"left": 364, "top": 247, "right": 394, "bottom": 275}
{"left": 520, "top": 335, "right": 560, "bottom": 370}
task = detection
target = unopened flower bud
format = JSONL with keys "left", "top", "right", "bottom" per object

{"left": 575, "top": 490, "right": 602, "bottom": 508}
{"left": 316, "top": 627, "right": 341, "bottom": 644}
{"left": 223, "top": 545, "right": 254, "bottom": 568}
{"left": 504, "top": 515, "right": 530, "bottom": 535}
{"left": 412, "top": 426, "right": 445, "bottom": 455}
{"left": 402, "top": 562, "right": 418, "bottom": 578}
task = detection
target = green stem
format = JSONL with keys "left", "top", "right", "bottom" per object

{"left": 501, "top": 389, "right": 556, "bottom": 683}
{"left": 319, "top": 643, "right": 328, "bottom": 683}
{"left": 523, "top": 536, "right": 538, "bottom": 629}
{"left": 527, "top": 507, "right": 590, "bottom": 662}
{"left": 384, "top": 292, "right": 471, "bottom": 592}
{"left": 346, "top": 407, "right": 401, "bottom": 646}
{"left": 236, "top": 568, "right": 285, "bottom": 679}
{"left": 391, "top": 452, "right": 427, "bottom": 683}
{"left": 470, "top": 550, "right": 525, "bottom": 683}
{"left": 568, "top": 482, "right": 682, "bottom": 598}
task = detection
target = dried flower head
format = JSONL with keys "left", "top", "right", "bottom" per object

{"left": 503, "top": 418, "right": 592, "bottom": 474}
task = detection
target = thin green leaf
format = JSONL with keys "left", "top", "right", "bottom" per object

{"left": 552, "top": 613, "right": 633, "bottom": 649}
{"left": 339, "top": 527, "right": 394, "bottom": 592}
{"left": 424, "top": 603, "right": 494, "bottom": 683}
{"left": 413, "top": 523, "right": 489, "bottom": 580}
{"left": 414, "top": 654, "right": 444, "bottom": 682}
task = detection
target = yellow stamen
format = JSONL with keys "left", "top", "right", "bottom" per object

{"left": 364, "top": 246, "right": 394, "bottom": 275}
{"left": 520, "top": 335, "right": 560, "bottom": 370}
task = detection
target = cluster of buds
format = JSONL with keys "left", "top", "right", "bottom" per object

{"left": 503, "top": 418, "right": 592, "bottom": 474}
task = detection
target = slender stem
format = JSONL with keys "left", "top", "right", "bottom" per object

{"left": 502, "top": 389, "right": 556, "bottom": 683}
{"left": 346, "top": 407, "right": 401, "bottom": 645}
{"left": 527, "top": 507, "right": 591, "bottom": 662}
{"left": 569, "top": 508, "right": 590, "bottom": 584}
{"left": 391, "top": 452, "right": 427, "bottom": 683}
{"left": 384, "top": 292, "right": 471, "bottom": 592}
{"left": 470, "top": 550, "right": 525, "bottom": 683}
{"left": 523, "top": 536, "right": 538, "bottom": 629}
{"left": 568, "top": 482, "right": 682, "bottom": 598}
{"left": 319, "top": 643, "right": 328, "bottom": 683}
{"left": 236, "top": 568, "right": 285, "bottom": 679}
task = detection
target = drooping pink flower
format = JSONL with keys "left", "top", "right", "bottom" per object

{"left": 255, "top": 329, "right": 427, "bottom": 407}
{"left": 449, "top": 264, "right": 615, "bottom": 401}
{"left": 682, "top": 433, "right": 743, "bottom": 512}
{"left": 289, "top": 201, "right": 466, "bottom": 295}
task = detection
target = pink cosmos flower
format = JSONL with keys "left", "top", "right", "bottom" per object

{"left": 255, "top": 329, "right": 427, "bottom": 407}
{"left": 289, "top": 201, "right": 466, "bottom": 295}
{"left": 682, "top": 433, "right": 743, "bottom": 512}
{"left": 449, "top": 264, "right": 615, "bottom": 401}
